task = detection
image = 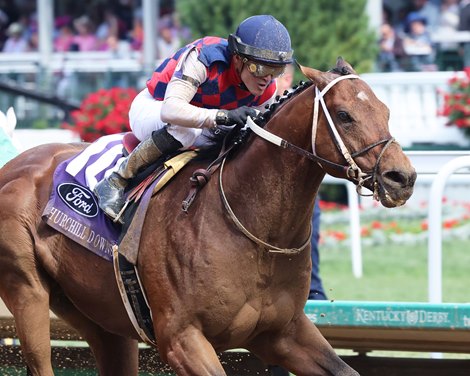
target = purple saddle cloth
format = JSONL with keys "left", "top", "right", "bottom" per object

{"left": 42, "top": 134, "right": 126, "bottom": 261}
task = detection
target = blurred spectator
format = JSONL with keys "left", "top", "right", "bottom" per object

{"left": 403, "top": 12, "right": 436, "bottom": 71}
{"left": 441, "top": 0, "right": 460, "bottom": 22}
{"left": 378, "top": 23, "right": 407, "bottom": 72}
{"left": 156, "top": 16, "right": 182, "bottom": 59}
{"left": 24, "top": 12, "right": 37, "bottom": 41}
{"left": 434, "top": 0, "right": 461, "bottom": 70}
{"left": 0, "top": 0, "right": 18, "bottom": 28}
{"left": 394, "top": 5, "right": 412, "bottom": 35}
{"left": 275, "top": 63, "right": 294, "bottom": 96}
{"left": 382, "top": 4, "right": 393, "bottom": 25}
{"left": 171, "top": 12, "right": 192, "bottom": 42}
{"left": 129, "top": 8, "right": 143, "bottom": 51}
{"left": 2, "top": 22, "right": 29, "bottom": 52}
{"left": 410, "top": 0, "right": 440, "bottom": 33}
{"left": 308, "top": 199, "right": 327, "bottom": 300}
{"left": 392, "top": 0, "right": 439, "bottom": 35}
{"left": 54, "top": 16, "right": 74, "bottom": 52}
{"left": 71, "top": 15, "right": 98, "bottom": 52}
{"left": 437, "top": 0, "right": 460, "bottom": 51}
{"left": 27, "top": 25, "right": 38, "bottom": 51}
{"left": 115, "top": 0, "right": 135, "bottom": 40}
{"left": 0, "top": 7, "right": 10, "bottom": 51}
{"left": 459, "top": 0, "right": 470, "bottom": 67}
{"left": 94, "top": 6, "right": 119, "bottom": 51}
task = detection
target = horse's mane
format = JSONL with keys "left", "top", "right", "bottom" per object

{"left": 193, "top": 80, "right": 313, "bottom": 160}
{"left": 254, "top": 80, "right": 313, "bottom": 127}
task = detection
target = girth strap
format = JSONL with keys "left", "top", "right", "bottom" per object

{"left": 113, "top": 247, "right": 157, "bottom": 347}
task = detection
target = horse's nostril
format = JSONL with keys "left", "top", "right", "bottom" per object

{"left": 383, "top": 170, "right": 416, "bottom": 188}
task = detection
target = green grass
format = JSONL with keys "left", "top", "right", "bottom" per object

{"left": 319, "top": 239, "right": 470, "bottom": 303}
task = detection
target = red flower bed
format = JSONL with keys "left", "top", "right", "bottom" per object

{"left": 438, "top": 67, "right": 470, "bottom": 135}
{"left": 62, "top": 87, "right": 138, "bottom": 142}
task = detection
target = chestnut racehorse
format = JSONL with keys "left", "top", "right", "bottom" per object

{"left": 0, "top": 59, "right": 416, "bottom": 375}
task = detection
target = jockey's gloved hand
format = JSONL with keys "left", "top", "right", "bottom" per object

{"left": 216, "top": 106, "right": 258, "bottom": 127}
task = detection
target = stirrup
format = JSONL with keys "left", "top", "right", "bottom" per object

{"left": 99, "top": 202, "right": 125, "bottom": 225}
{"left": 114, "top": 200, "right": 130, "bottom": 224}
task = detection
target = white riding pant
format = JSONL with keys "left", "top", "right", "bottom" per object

{"left": 129, "top": 88, "right": 203, "bottom": 148}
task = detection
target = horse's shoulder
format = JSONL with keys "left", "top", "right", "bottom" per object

{"left": 25, "top": 142, "right": 85, "bottom": 166}
{"left": 32, "top": 142, "right": 87, "bottom": 159}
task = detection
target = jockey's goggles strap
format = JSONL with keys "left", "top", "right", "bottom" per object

{"left": 243, "top": 58, "right": 286, "bottom": 78}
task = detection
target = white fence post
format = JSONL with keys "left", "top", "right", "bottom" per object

{"left": 428, "top": 156, "right": 470, "bottom": 304}
{"left": 346, "top": 182, "right": 363, "bottom": 278}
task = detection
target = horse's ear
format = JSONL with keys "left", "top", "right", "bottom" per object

{"left": 296, "top": 62, "right": 326, "bottom": 84}
{"left": 335, "top": 56, "right": 357, "bottom": 75}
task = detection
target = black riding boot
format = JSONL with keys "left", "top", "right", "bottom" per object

{"left": 93, "top": 128, "right": 182, "bottom": 222}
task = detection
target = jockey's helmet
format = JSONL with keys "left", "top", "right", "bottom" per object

{"left": 228, "top": 15, "right": 293, "bottom": 66}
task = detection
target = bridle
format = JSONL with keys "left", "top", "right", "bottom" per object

{"left": 248, "top": 74, "right": 397, "bottom": 197}
{"left": 219, "top": 74, "right": 397, "bottom": 255}
{"left": 313, "top": 74, "right": 398, "bottom": 197}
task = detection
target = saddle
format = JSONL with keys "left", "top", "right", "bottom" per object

{"left": 122, "top": 132, "right": 140, "bottom": 154}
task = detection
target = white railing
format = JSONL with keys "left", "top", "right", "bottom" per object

{"left": 427, "top": 156, "right": 470, "bottom": 304}
{"left": 0, "top": 51, "right": 145, "bottom": 74}
{"left": 326, "top": 151, "right": 470, "bottom": 305}
{"left": 0, "top": 52, "right": 162, "bottom": 119}
{"left": 362, "top": 71, "right": 467, "bottom": 148}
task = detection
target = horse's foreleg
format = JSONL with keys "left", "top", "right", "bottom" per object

{"left": 250, "top": 314, "right": 359, "bottom": 376}
{"left": 160, "top": 325, "right": 226, "bottom": 376}
{"left": 88, "top": 331, "right": 139, "bottom": 376}
{"left": 1, "top": 279, "right": 54, "bottom": 376}
{"left": 50, "top": 291, "right": 139, "bottom": 376}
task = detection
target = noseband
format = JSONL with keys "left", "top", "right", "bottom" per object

{"left": 220, "top": 74, "right": 396, "bottom": 255}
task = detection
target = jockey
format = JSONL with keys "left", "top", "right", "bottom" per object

{"left": 94, "top": 15, "right": 294, "bottom": 221}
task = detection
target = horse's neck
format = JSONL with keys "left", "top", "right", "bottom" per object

{"left": 223, "top": 93, "right": 324, "bottom": 243}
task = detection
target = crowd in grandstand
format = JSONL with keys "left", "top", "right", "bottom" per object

{"left": 2, "top": 0, "right": 470, "bottom": 72}
{"left": 0, "top": 0, "right": 189, "bottom": 60}
{"left": 380, "top": 0, "right": 470, "bottom": 71}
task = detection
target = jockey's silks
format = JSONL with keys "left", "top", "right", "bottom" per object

{"left": 146, "top": 36, "right": 276, "bottom": 110}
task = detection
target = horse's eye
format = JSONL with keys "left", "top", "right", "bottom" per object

{"left": 337, "top": 111, "right": 352, "bottom": 123}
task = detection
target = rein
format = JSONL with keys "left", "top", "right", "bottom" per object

{"left": 219, "top": 74, "right": 396, "bottom": 255}
{"left": 218, "top": 157, "right": 312, "bottom": 255}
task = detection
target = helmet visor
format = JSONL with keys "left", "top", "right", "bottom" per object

{"left": 245, "top": 59, "right": 286, "bottom": 78}
{"left": 228, "top": 33, "right": 293, "bottom": 64}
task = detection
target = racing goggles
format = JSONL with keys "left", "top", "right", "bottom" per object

{"left": 244, "top": 59, "right": 286, "bottom": 78}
